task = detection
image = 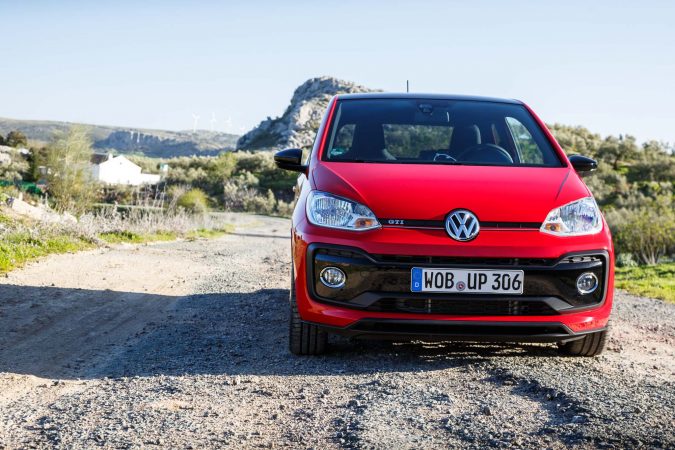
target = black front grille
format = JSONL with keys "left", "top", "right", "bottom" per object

{"left": 366, "top": 298, "right": 558, "bottom": 316}
{"left": 372, "top": 254, "right": 555, "bottom": 267}
{"left": 315, "top": 248, "right": 365, "bottom": 259}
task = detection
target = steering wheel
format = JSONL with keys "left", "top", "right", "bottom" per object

{"left": 457, "top": 144, "right": 513, "bottom": 164}
{"left": 433, "top": 152, "right": 456, "bottom": 162}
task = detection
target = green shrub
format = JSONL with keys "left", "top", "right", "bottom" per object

{"left": 177, "top": 188, "right": 209, "bottom": 213}
{"left": 609, "top": 206, "right": 675, "bottom": 265}
{"left": 243, "top": 189, "right": 276, "bottom": 215}
{"left": 615, "top": 253, "right": 638, "bottom": 268}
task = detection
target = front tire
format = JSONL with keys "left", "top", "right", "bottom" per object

{"left": 558, "top": 329, "right": 607, "bottom": 357}
{"left": 289, "top": 267, "right": 327, "bottom": 355}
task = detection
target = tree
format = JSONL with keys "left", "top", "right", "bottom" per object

{"left": 26, "top": 147, "right": 49, "bottom": 182}
{"left": 595, "top": 135, "right": 639, "bottom": 170}
{"left": 5, "top": 130, "right": 28, "bottom": 148}
{"left": 44, "top": 126, "right": 95, "bottom": 213}
{"left": 610, "top": 206, "right": 675, "bottom": 265}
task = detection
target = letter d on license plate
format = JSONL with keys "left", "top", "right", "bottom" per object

{"left": 411, "top": 267, "right": 524, "bottom": 294}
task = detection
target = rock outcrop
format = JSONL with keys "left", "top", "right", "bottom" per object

{"left": 237, "top": 77, "right": 377, "bottom": 150}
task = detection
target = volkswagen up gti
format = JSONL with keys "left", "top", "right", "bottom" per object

{"left": 275, "top": 93, "right": 613, "bottom": 356}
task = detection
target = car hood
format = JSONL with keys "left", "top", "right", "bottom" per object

{"left": 311, "top": 162, "right": 589, "bottom": 223}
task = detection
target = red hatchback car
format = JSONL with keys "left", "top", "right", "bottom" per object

{"left": 275, "top": 93, "right": 613, "bottom": 356}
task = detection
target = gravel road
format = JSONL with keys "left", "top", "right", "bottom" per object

{"left": 0, "top": 213, "right": 673, "bottom": 449}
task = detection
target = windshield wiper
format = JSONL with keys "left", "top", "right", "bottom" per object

{"left": 331, "top": 159, "right": 466, "bottom": 165}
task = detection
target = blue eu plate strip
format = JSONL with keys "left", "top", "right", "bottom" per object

{"left": 411, "top": 267, "right": 422, "bottom": 292}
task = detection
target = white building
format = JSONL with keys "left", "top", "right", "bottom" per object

{"left": 91, "top": 154, "right": 160, "bottom": 186}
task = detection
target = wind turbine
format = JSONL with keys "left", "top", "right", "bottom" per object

{"left": 191, "top": 113, "right": 200, "bottom": 133}
{"left": 210, "top": 112, "right": 217, "bottom": 132}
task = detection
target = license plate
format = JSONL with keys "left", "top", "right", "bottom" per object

{"left": 410, "top": 268, "right": 524, "bottom": 294}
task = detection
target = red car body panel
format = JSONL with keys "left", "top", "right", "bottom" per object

{"left": 312, "top": 163, "right": 588, "bottom": 223}
{"left": 290, "top": 95, "right": 614, "bottom": 338}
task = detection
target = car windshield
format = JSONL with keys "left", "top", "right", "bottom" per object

{"left": 323, "top": 98, "right": 562, "bottom": 167}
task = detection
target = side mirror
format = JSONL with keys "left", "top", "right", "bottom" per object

{"left": 274, "top": 148, "right": 307, "bottom": 173}
{"left": 569, "top": 155, "right": 597, "bottom": 174}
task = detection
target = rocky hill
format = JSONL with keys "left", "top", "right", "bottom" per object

{"left": 237, "top": 76, "right": 377, "bottom": 150}
{"left": 0, "top": 118, "right": 239, "bottom": 157}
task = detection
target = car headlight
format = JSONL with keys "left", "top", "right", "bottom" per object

{"left": 541, "top": 197, "right": 602, "bottom": 236}
{"left": 306, "top": 191, "right": 380, "bottom": 231}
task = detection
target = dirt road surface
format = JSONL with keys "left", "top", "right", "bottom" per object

{"left": 0, "top": 214, "right": 673, "bottom": 449}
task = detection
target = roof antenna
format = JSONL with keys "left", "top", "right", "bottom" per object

{"left": 406, "top": 80, "right": 409, "bottom": 93}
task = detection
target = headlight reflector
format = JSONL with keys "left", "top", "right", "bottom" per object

{"left": 541, "top": 197, "right": 602, "bottom": 236}
{"left": 306, "top": 191, "right": 380, "bottom": 231}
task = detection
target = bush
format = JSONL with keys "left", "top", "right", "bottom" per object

{"left": 222, "top": 181, "right": 260, "bottom": 211}
{"left": 243, "top": 189, "right": 276, "bottom": 215}
{"left": 0, "top": 147, "right": 29, "bottom": 182}
{"left": 177, "top": 188, "right": 209, "bottom": 213}
{"left": 276, "top": 200, "right": 294, "bottom": 218}
{"left": 616, "top": 253, "right": 638, "bottom": 268}
{"left": 609, "top": 206, "right": 675, "bottom": 265}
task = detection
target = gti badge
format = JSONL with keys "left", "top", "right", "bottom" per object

{"left": 445, "top": 209, "right": 480, "bottom": 241}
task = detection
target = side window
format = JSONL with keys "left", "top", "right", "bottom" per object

{"left": 505, "top": 117, "right": 544, "bottom": 165}
{"left": 328, "top": 124, "right": 355, "bottom": 157}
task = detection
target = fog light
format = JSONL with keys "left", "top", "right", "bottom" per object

{"left": 320, "top": 267, "right": 346, "bottom": 288}
{"left": 576, "top": 272, "right": 599, "bottom": 294}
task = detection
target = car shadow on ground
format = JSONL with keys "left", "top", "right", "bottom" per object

{"left": 0, "top": 285, "right": 561, "bottom": 380}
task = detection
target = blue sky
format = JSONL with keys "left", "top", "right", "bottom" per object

{"left": 1, "top": 1, "right": 673, "bottom": 143}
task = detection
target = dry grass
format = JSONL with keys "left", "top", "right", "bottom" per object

{"left": 0, "top": 207, "right": 233, "bottom": 273}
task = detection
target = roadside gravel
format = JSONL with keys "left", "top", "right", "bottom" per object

{"left": 0, "top": 214, "right": 673, "bottom": 449}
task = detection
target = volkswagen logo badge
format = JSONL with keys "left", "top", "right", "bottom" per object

{"left": 445, "top": 209, "right": 480, "bottom": 241}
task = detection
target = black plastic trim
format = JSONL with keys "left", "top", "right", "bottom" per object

{"left": 378, "top": 218, "right": 541, "bottom": 230}
{"left": 309, "top": 319, "right": 605, "bottom": 343}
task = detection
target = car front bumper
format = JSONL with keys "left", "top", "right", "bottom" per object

{"left": 292, "top": 222, "right": 614, "bottom": 342}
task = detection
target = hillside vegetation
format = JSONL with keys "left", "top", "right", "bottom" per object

{"left": 549, "top": 124, "right": 674, "bottom": 264}
{"left": 0, "top": 117, "right": 238, "bottom": 157}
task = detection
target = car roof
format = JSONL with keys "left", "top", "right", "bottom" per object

{"left": 336, "top": 92, "right": 523, "bottom": 105}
